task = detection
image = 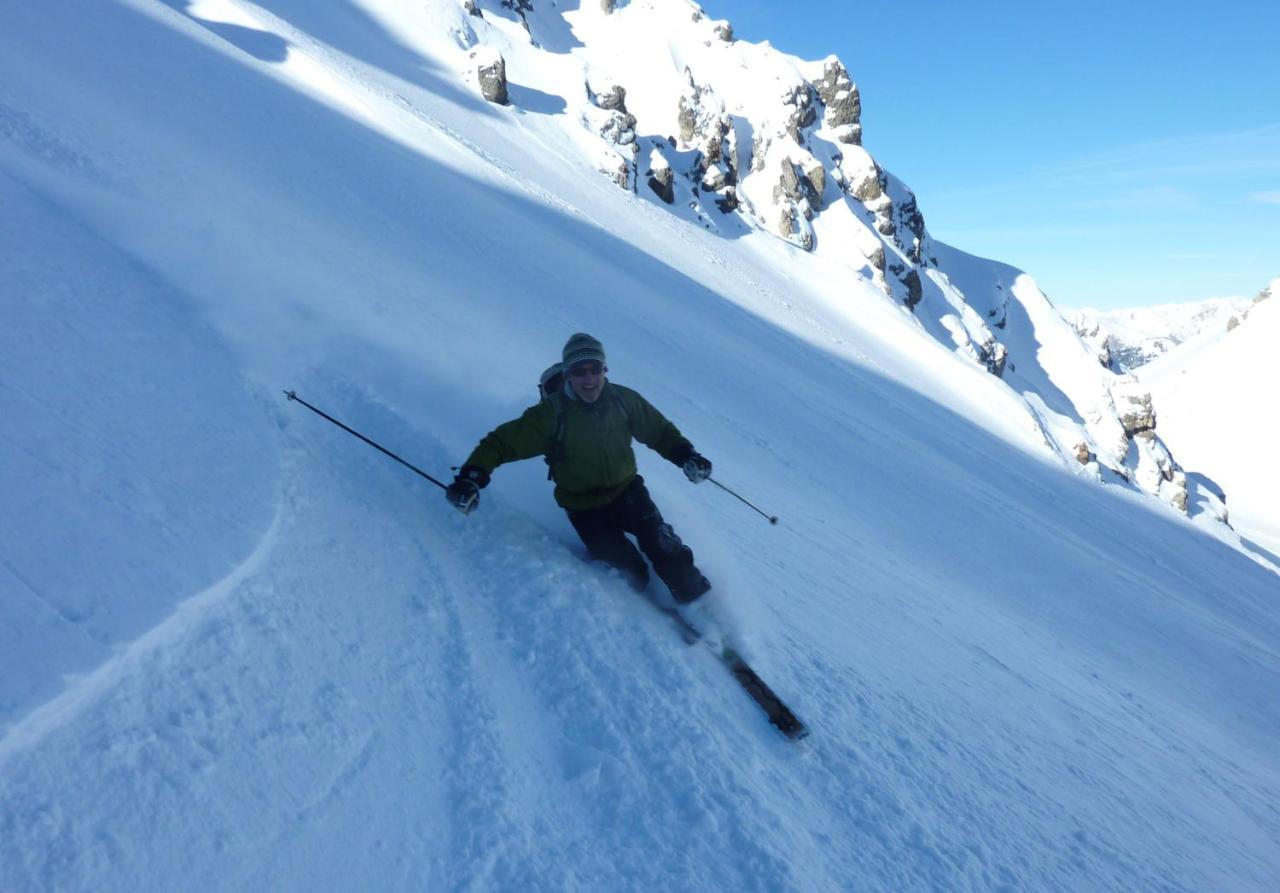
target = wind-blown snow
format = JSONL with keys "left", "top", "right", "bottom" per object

{"left": 1, "top": 1, "right": 1277, "bottom": 890}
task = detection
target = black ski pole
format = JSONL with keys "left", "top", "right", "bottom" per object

{"left": 283, "top": 390, "right": 448, "bottom": 490}
{"left": 708, "top": 477, "right": 778, "bottom": 525}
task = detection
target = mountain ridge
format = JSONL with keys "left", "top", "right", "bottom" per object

{"left": 443, "top": 0, "right": 1238, "bottom": 529}
{"left": 1067, "top": 295, "right": 1255, "bottom": 373}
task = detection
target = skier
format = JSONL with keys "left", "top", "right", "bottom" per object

{"left": 446, "top": 333, "right": 714, "bottom": 606}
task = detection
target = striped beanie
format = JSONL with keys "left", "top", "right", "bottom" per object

{"left": 562, "top": 332, "right": 606, "bottom": 371}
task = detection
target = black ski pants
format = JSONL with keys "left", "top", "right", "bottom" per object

{"left": 566, "top": 475, "right": 710, "bottom": 604}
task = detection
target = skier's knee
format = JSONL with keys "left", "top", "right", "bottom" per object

{"left": 656, "top": 523, "right": 688, "bottom": 557}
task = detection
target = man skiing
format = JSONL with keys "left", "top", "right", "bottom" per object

{"left": 446, "top": 333, "right": 714, "bottom": 606}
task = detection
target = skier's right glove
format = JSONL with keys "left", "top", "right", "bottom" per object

{"left": 445, "top": 465, "right": 489, "bottom": 515}
{"left": 682, "top": 453, "right": 712, "bottom": 484}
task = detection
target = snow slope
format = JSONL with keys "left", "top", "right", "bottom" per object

{"left": 2, "top": 1, "right": 1278, "bottom": 890}
{"left": 1142, "top": 282, "right": 1280, "bottom": 558}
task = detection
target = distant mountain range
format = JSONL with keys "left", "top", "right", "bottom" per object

{"left": 1065, "top": 296, "right": 1256, "bottom": 373}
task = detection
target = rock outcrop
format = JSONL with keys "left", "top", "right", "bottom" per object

{"left": 473, "top": 48, "right": 508, "bottom": 105}
{"left": 780, "top": 84, "right": 818, "bottom": 143}
{"left": 1110, "top": 376, "right": 1190, "bottom": 511}
{"left": 777, "top": 203, "right": 814, "bottom": 251}
{"left": 979, "top": 335, "right": 1008, "bottom": 377}
{"left": 676, "top": 73, "right": 730, "bottom": 165}
{"left": 812, "top": 58, "right": 861, "bottom": 145}
{"left": 646, "top": 146, "right": 674, "bottom": 204}
{"left": 899, "top": 268, "right": 922, "bottom": 311}
{"left": 773, "top": 156, "right": 823, "bottom": 218}
{"left": 1114, "top": 381, "right": 1156, "bottom": 437}
{"left": 673, "top": 72, "right": 741, "bottom": 212}
{"left": 585, "top": 80, "right": 638, "bottom": 189}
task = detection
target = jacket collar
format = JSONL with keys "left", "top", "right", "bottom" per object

{"left": 563, "top": 378, "right": 610, "bottom": 406}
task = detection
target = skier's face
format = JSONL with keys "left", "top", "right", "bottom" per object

{"left": 568, "top": 361, "right": 605, "bottom": 403}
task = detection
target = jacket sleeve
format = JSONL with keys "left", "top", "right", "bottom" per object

{"left": 622, "top": 387, "right": 694, "bottom": 464}
{"left": 462, "top": 401, "right": 556, "bottom": 473}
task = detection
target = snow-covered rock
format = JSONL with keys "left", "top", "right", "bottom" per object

{"left": 585, "top": 79, "right": 638, "bottom": 189}
{"left": 645, "top": 144, "right": 674, "bottom": 203}
{"left": 812, "top": 57, "right": 862, "bottom": 144}
{"left": 472, "top": 46, "right": 508, "bottom": 104}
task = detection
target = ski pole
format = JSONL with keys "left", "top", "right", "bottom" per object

{"left": 283, "top": 390, "right": 448, "bottom": 490}
{"left": 708, "top": 477, "right": 778, "bottom": 525}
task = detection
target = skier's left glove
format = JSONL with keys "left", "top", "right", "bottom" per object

{"left": 682, "top": 453, "right": 712, "bottom": 484}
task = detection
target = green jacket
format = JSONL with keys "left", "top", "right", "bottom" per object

{"left": 463, "top": 382, "right": 692, "bottom": 510}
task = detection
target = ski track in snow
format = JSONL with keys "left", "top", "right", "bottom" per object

{"left": 0, "top": 504, "right": 283, "bottom": 769}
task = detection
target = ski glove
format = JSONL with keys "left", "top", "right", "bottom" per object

{"left": 445, "top": 479, "right": 479, "bottom": 514}
{"left": 446, "top": 465, "right": 489, "bottom": 515}
{"left": 682, "top": 453, "right": 712, "bottom": 484}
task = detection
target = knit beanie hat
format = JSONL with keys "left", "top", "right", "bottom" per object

{"left": 562, "top": 332, "right": 606, "bottom": 371}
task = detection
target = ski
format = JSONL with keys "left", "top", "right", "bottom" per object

{"left": 648, "top": 598, "right": 809, "bottom": 741}
{"left": 658, "top": 602, "right": 704, "bottom": 646}
{"left": 715, "top": 642, "right": 810, "bottom": 741}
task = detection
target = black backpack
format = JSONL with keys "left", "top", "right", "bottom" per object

{"left": 540, "top": 363, "right": 566, "bottom": 479}
{"left": 538, "top": 363, "right": 564, "bottom": 401}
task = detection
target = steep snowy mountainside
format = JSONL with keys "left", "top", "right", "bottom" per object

{"left": 1141, "top": 279, "right": 1280, "bottom": 557}
{"left": 1067, "top": 296, "right": 1253, "bottom": 372}
{"left": 439, "top": 0, "right": 1223, "bottom": 524}
{"left": 922, "top": 242, "right": 1220, "bottom": 522}
{"left": 2, "top": 2, "right": 1279, "bottom": 891}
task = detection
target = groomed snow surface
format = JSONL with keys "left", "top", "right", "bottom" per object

{"left": 2, "top": 1, "right": 1278, "bottom": 890}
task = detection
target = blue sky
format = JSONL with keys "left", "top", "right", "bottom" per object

{"left": 706, "top": 0, "right": 1280, "bottom": 310}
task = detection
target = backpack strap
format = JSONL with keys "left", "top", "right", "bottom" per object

{"left": 609, "top": 385, "right": 631, "bottom": 431}
{"left": 545, "top": 393, "right": 568, "bottom": 480}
